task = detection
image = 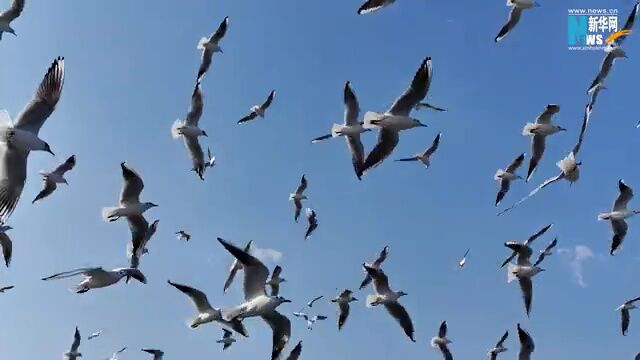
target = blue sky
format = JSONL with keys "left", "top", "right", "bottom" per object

{"left": 0, "top": 0, "right": 639, "bottom": 358}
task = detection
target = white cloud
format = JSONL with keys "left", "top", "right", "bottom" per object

{"left": 250, "top": 246, "right": 283, "bottom": 263}
{"left": 559, "top": 245, "right": 594, "bottom": 288}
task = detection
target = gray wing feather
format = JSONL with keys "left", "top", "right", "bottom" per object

{"left": 0, "top": 0, "right": 24, "bottom": 22}
{"left": 262, "top": 311, "right": 291, "bottom": 360}
{"left": 387, "top": 57, "right": 432, "bottom": 116}
{"left": 384, "top": 302, "right": 415, "bottom": 342}
{"left": 344, "top": 81, "right": 360, "bottom": 126}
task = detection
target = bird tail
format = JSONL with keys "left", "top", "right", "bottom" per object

{"left": 507, "top": 263, "right": 518, "bottom": 283}
{"left": 598, "top": 213, "right": 611, "bottom": 221}
{"left": 366, "top": 294, "right": 381, "bottom": 307}
{"left": 363, "top": 111, "right": 385, "bottom": 129}
{"left": 197, "top": 37, "right": 209, "bottom": 50}
{"left": 331, "top": 124, "right": 346, "bottom": 137}
{"left": 522, "top": 123, "right": 536, "bottom": 135}
{"left": 494, "top": 169, "right": 505, "bottom": 180}
{"left": 101, "top": 207, "right": 120, "bottom": 222}
{"left": 171, "top": 119, "right": 185, "bottom": 139}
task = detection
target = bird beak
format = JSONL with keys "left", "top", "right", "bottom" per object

{"left": 47, "top": 149, "right": 55, "bottom": 156}
{"left": 418, "top": 123, "right": 428, "bottom": 127}
{"left": 283, "top": 299, "right": 292, "bottom": 303}
{"left": 63, "top": 179, "right": 69, "bottom": 185}
{"left": 353, "top": 297, "right": 359, "bottom": 301}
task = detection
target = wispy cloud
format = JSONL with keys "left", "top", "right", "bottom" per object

{"left": 558, "top": 245, "right": 594, "bottom": 288}
{"left": 251, "top": 246, "right": 283, "bottom": 263}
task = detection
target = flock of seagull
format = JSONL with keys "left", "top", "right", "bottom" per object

{"left": 1, "top": 0, "right": 640, "bottom": 358}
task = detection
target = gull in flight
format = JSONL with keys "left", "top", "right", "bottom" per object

{"left": 363, "top": 264, "right": 415, "bottom": 342}
{"left": 292, "top": 312, "right": 328, "bottom": 330}
{"left": 32, "top": 154, "right": 75, "bottom": 204}
{"left": 304, "top": 208, "right": 318, "bottom": 240}
{"left": 522, "top": 104, "right": 564, "bottom": 182}
{"left": 331, "top": 289, "right": 358, "bottom": 330}
{"left": 599, "top": 179, "right": 640, "bottom": 255}
{"left": 357, "top": 0, "right": 395, "bottom": 14}
{"left": 167, "top": 280, "right": 247, "bottom": 336}
{"left": 360, "top": 57, "right": 432, "bottom": 176}
{"left": 205, "top": 147, "right": 216, "bottom": 169}
{"left": 500, "top": 223, "right": 553, "bottom": 268}
{"left": 41, "top": 267, "right": 147, "bottom": 293}
{"left": 289, "top": 174, "right": 308, "bottom": 222}
{"left": 517, "top": 324, "right": 535, "bottom": 360}
{"left": 458, "top": 248, "right": 470, "bottom": 269}
{"left": 359, "top": 245, "right": 389, "bottom": 289}
{"left": 0, "top": 225, "right": 12, "bottom": 267}
{"left": 0, "top": 57, "right": 64, "bottom": 223}
{"left": 487, "top": 330, "right": 509, "bottom": 359}
{"left": 504, "top": 240, "right": 545, "bottom": 317}
{"left": 266, "top": 265, "right": 286, "bottom": 296}
{"left": 587, "top": 44, "right": 628, "bottom": 93}
{"left": 63, "top": 326, "right": 82, "bottom": 360}
{"left": 394, "top": 132, "right": 442, "bottom": 169}
{"left": 285, "top": 341, "right": 302, "bottom": 360}
{"left": 141, "top": 348, "right": 164, "bottom": 359}
{"left": 175, "top": 230, "right": 191, "bottom": 242}
{"left": 494, "top": 0, "right": 540, "bottom": 43}
{"left": 217, "top": 329, "right": 236, "bottom": 350}
{"left": 311, "top": 81, "right": 370, "bottom": 180}
{"left": 0, "top": 0, "right": 24, "bottom": 40}
{"left": 0, "top": 285, "right": 14, "bottom": 293}
{"left": 430, "top": 320, "right": 453, "bottom": 360}
{"left": 238, "top": 90, "right": 275, "bottom": 124}
{"left": 127, "top": 218, "right": 159, "bottom": 276}
{"left": 494, "top": 153, "right": 525, "bottom": 207}
{"left": 87, "top": 330, "right": 103, "bottom": 340}
{"left": 102, "top": 162, "right": 158, "bottom": 222}
{"left": 217, "top": 237, "right": 292, "bottom": 360}
{"left": 617, "top": 296, "right": 640, "bottom": 336}
{"left": 171, "top": 81, "right": 208, "bottom": 180}
{"left": 533, "top": 237, "right": 557, "bottom": 266}
{"left": 105, "top": 347, "right": 126, "bottom": 360}
{"left": 223, "top": 239, "right": 254, "bottom": 293}
{"left": 196, "top": 16, "right": 229, "bottom": 81}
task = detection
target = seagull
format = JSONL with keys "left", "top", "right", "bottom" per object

{"left": 171, "top": 81, "right": 208, "bottom": 180}
{"left": 238, "top": 90, "right": 275, "bottom": 124}
{"left": 141, "top": 348, "right": 164, "bottom": 359}
{"left": 430, "top": 320, "right": 453, "bottom": 360}
{"left": 331, "top": 289, "right": 358, "bottom": 330}
{"left": 63, "top": 326, "right": 82, "bottom": 360}
{"left": 394, "top": 132, "right": 441, "bottom": 169}
{"left": 304, "top": 208, "right": 318, "bottom": 240}
{"left": 599, "top": 180, "right": 640, "bottom": 255}
{"left": 102, "top": 162, "right": 158, "bottom": 222}
{"left": 360, "top": 245, "right": 389, "bottom": 289}
{"left": 533, "top": 237, "right": 557, "bottom": 266}
{"left": 0, "top": 225, "right": 12, "bottom": 267}
{"left": 522, "top": 104, "right": 564, "bottom": 182}
{"left": 617, "top": 296, "right": 640, "bottom": 336}
{"left": 175, "top": 230, "right": 191, "bottom": 242}
{"left": 495, "top": 153, "right": 525, "bottom": 206}
{"left": 0, "top": 57, "right": 64, "bottom": 223}
{"left": 0, "top": 285, "right": 14, "bottom": 292}
{"left": 292, "top": 312, "right": 328, "bottom": 330}
{"left": 363, "top": 264, "right": 415, "bottom": 342}
{"left": 223, "top": 239, "right": 254, "bottom": 293}
{"left": 587, "top": 44, "right": 628, "bottom": 93}
{"left": 311, "top": 81, "right": 370, "bottom": 180}
{"left": 357, "top": 0, "right": 395, "bottom": 14}
{"left": 494, "top": 0, "right": 541, "bottom": 43}
{"left": 105, "top": 347, "right": 126, "bottom": 360}
{"left": 504, "top": 241, "right": 545, "bottom": 317}
{"left": 196, "top": 16, "right": 229, "bottom": 81}
{"left": 487, "top": 330, "right": 509, "bottom": 359}
{"left": 266, "top": 265, "right": 286, "bottom": 296}
{"left": 500, "top": 223, "right": 553, "bottom": 268}
{"left": 458, "top": 248, "right": 470, "bottom": 269}
{"left": 289, "top": 174, "right": 308, "bottom": 222}
{"left": 32, "top": 154, "right": 75, "bottom": 204}
{"left": 285, "top": 341, "right": 303, "bottom": 360}
{"left": 0, "top": 0, "right": 24, "bottom": 40}
{"left": 41, "top": 267, "right": 147, "bottom": 293}
{"left": 217, "top": 237, "right": 292, "bottom": 360}
{"left": 517, "top": 324, "right": 535, "bottom": 360}
{"left": 216, "top": 329, "right": 236, "bottom": 350}
{"left": 360, "top": 57, "right": 431, "bottom": 176}
{"left": 306, "top": 295, "right": 324, "bottom": 308}
{"left": 87, "top": 330, "right": 103, "bottom": 340}
{"left": 205, "top": 147, "right": 216, "bottom": 169}
{"left": 127, "top": 218, "right": 159, "bottom": 275}
{"left": 167, "top": 280, "right": 247, "bottom": 336}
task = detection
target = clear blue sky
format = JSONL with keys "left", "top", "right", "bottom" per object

{"left": 1, "top": 0, "right": 639, "bottom": 358}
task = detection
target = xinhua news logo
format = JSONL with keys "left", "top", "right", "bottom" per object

{"left": 568, "top": 8, "right": 619, "bottom": 50}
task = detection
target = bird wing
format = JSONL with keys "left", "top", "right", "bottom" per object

{"left": 338, "top": 302, "right": 350, "bottom": 330}
{"left": 535, "top": 104, "right": 560, "bottom": 125}
{"left": 571, "top": 105, "right": 590, "bottom": 156}
{"left": 345, "top": 134, "right": 365, "bottom": 180}
{"left": 271, "top": 265, "right": 282, "bottom": 279}
{"left": 423, "top": 132, "right": 441, "bottom": 158}
{"left": 387, "top": 57, "right": 432, "bottom": 116}
{"left": 525, "top": 223, "right": 553, "bottom": 245}
{"left": 183, "top": 135, "right": 205, "bottom": 178}
{"left": 52, "top": 155, "right": 76, "bottom": 176}
{"left": 359, "top": 274, "right": 373, "bottom": 290}
{"left": 0, "top": 0, "right": 24, "bottom": 22}
{"left": 517, "top": 325, "right": 535, "bottom": 359}
{"left": 167, "top": 280, "right": 213, "bottom": 314}
{"left": 237, "top": 111, "right": 258, "bottom": 124}
{"left": 439, "top": 343, "right": 454, "bottom": 360}
{"left": 496, "top": 178, "right": 511, "bottom": 207}
{"left": 496, "top": 330, "right": 509, "bottom": 347}
{"left": 357, "top": 0, "right": 389, "bottom": 14}
{"left": 41, "top": 267, "right": 104, "bottom": 281}
{"left": 505, "top": 153, "right": 525, "bottom": 174}
{"left": 285, "top": 341, "right": 303, "bottom": 360}
{"left": 295, "top": 174, "right": 307, "bottom": 195}
{"left": 218, "top": 237, "right": 269, "bottom": 301}
{"left": 119, "top": 162, "right": 144, "bottom": 206}
{"left": 373, "top": 246, "right": 389, "bottom": 267}
{"left": 0, "top": 149, "right": 28, "bottom": 222}
{"left": 613, "top": 179, "right": 634, "bottom": 211}
{"left": 210, "top": 16, "right": 229, "bottom": 44}
{"left": 308, "top": 295, "right": 323, "bottom": 307}
{"left": 262, "top": 311, "right": 291, "bottom": 360}
{"left": 495, "top": 6, "right": 522, "bottom": 42}
{"left": 622, "top": 308, "right": 631, "bottom": 335}
{"left": 384, "top": 302, "right": 415, "bottom": 342}
{"left": 344, "top": 81, "right": 360, "bottom": 126}
{"left": 498, "top": 174, "right": 563, "bottom": 216}
{"left": 618, "top": 2, "right": 639, "bottom": 45}
{"left": 519, "top": 276, "right": 533, "bottom": 317}
{"left": 260, "top": 90, "right": 276, "bottom": 112}
{"left": 70, "top": 326, "right": 81, "bottom": 352}
{"left": 438, "top": 320, "right": 448, "bottom": 338}
{"left": 361, "top": 127, "right": 400, "bottom": 173}
{"left": 0, "top": 230, "right": 12, "bottom": 267}
{"left": 184, "top": 81, "right": 203, "bottom": 127}
{"left": 610, "top": 219, "right": 628, "bottom": 255}
{"left": 363, "top": 265, "right": 391, "bottom": 294}
{"left": 526, "top": 134, "right": 545, "bottom": 181}
{"left": 197, "top": 48, "right": 213, "bottom": 81}
{"left": 32, "top": 177, "right": 56, "bottom": 204}
{"left": 127, "top": 214, "right": 149, "bottom": 260}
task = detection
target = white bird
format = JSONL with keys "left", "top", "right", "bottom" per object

{"left": 141, "top": 348, "right": 164, "bottom": 359}
{"left": 533, "top": 237, "right": 557, "bottom": 266}
{"left": 360, "top": 245, "right": 389, "bottom": 289}
{"left": 0, "top": 225, "right": 12, "bottom": 267}
{"left": 32, "top": 154, "right": 75, "bottom": 204}
{"left": 522, "top": 104, "right": 564, "bottom": 182}
{"left": 289, "top": 174, "right": 308, "bottom": 222}
{"left": 495, "top": 153, "right": 525, "bottom": 206}
{"left": 87, "top": 330, "right": 103, "bottom": 340}
{"left": 0, "top": 0, "right": 24, "bottom": 40}
{"left": 517, "top": 324, "right": 535, "bottom": 360}
{"left": 587, "top": 45, "right": 628, "bottom": 93}
{"left": 205, "top": 147, "right": 216, "bottom": 169}
{"left": 430, "top": 320, "right": 453, "bottom": 360}
{"left": 266, "top": 265, "right": 286, "bottom": 296}
{"left": 617, "top": 296, "right": 640, "bottom": 336}
{"left": 0, "top": 285, "right": 14, "bottom": 293}
{"left": 360, "top": 57, "right": 432, "bottom": 176}
{"left": 41, "top": 267, "right": 147, "bottom": 293}
{"left": 238, "top": 90, "right": 275, "bottom": 124}
{"left": 171, "top": 81, "right": 208, "bottom": 180}
{"left": 217, "top": 237, "right": 292, "bottom": 360}
{"left": 63, "top": 326, "right": 81, "bottom": 360}
{"left": 363, "top": 264, "right": 415, "bottom": 342}
{"left": 394, "top": 132, "right": 441, "bottom": 169}
{"left": 196, "top": 16, "right": 229, "bottom": 81}
{"left": 331, "top": 289, "right": 358, "bottom": 330}
{"left": 357, "top": 0, "right": 395, "bottom": 14}
{"left": 167, "top": 280, "right": 248, "bottom": 336}
{"left": 216, "top": 329, "right": 236, "bottom": 350}
{"left": 285, "top": 341, "right": 303, "bottom": 360}
{"left": 292, "top": 312, "right": 328, "bottom": 330}
{"left": 599, "top": 179, "right": 640, "bottom": 255}
{"left": 487, "top": 330, "right": 509, "bottom": 359}
{"left": 127, "top": 218, "right": 159, "bottom": 274}
{"left": 223, "top": 240, "right": 254, "bottom": 293}
{"left": 304, "top": 208, "right": 318, "bottom": 240}
{"left": 458, "top": 248, "right": 470, "bottom": 269}
{"left": 105, "top": 347, "right": 126, "bottom": 360}
{"left": 494, "top": 0, "right": 541, "bottom": 43}
{"left": 0, "top": 57, "right": 64, "bottom": 223}
{"left": 175, "top": 230, "right": 191, "bottom": 242}
{"left": 504, "top": 241, "right": 545, "bottom": 317}
{"left": 102, "top": 162, "right": 158, "bottom": 222}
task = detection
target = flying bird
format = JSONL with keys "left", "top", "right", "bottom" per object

{"left": 487, "top": 330, "right": 509, "bottom": 359}
{"left": 0, "top": 0, "right": 24, "bottom": 40}
{"left": 304, "top": 208, "right": 318, "bottom": 240}
{"left": 171, "top": 81, "right": 208, "bottom": 180}
{"left": 430, "top": 320, "right": 453, "bottom": 360}
{"left": 504, "top": 241, "right": 546, "bottom": 317}
{"left": 522, "top": 104, "right": 564, "bottom": 182}
{"left": 87, "top": 330, "right": 103, "bottom": 340}
{"left": 517, "top": 323, "right": 535, "bottom": 360}
{"left": 289, "top": 174, "right": 308, "bottom": 222}
{"left": 500, "top": 223, "right": 553, "bottom": 268}
{"left": 32, "top": 154, "right": 75, "bottom": 204}
{"left": 360, "top": 245, "right": 389, "bottom": 289}
{"left": 127, "top": 218, "right": 159, "bottom": 275}
{"left": 0, "top": 57, "right": 64, "bottom": 223}
{"left": 533, "top": 237, "right": 557, "bottom": 266}
{"left": 175, "top": 230, "right": 191, "bottom": 242}
{"left": 216, "top": 329, "right": 236, "bottom": 350}
{"left": 357, "top": 0, "right": 395, "bottom": 14}
{"left": 494, "top": 0, "right": 541, "bottom": 43}
{"left": 458, "top": 248, "right": 470, "bottom": 269}
{"left": 331, "top": 289, "right": 358, "bottom": 330}
{"left": 266, "top": 265, "right": 286, "bottom": 296}
{"left": 599, "top": 179, "right": 640, "bottom": 255}
{"left": 196, "top": 16, "right": 229, "bottom": 81}
{"left": 394, "top": 132, "right": 442, "bottom": 169}
{"left": 223, "top": 239, "right": 254, "bottom": 293}
{"left": 587, "top": 44, "right": 628, "bottom": 93}
{"left": 285, "top": 341, "right": 303, "bottom": 360}
{"left": 141, "top": 348, "right": 164, "bottom": 359}
{"left": 238, "top": 90, "right": 275, "bottom": 124}
{"left": 205, "top": 147, "right": 216, "bottom": 169}
{"left": 41, "top": 267, "right": 147, "bottom": 293}
{"left": 0, "top": 285, "right": 14, "bottom": 293}
{"left": 363, "top": 264, "right": 415, "bottom": 342}
{"left": 63, "top": 326, "right": 82, "bottom": 360}
{"left": 495, "top": 153, "right": 525, "bottom": 206}
{"left": 0, "top": 225, "right": 12, "bottom": 267}
{"left": 617, "top": 296, "right": 640, "bottom": 336}
{"left": 102, "top": 162, "right": 158, "bottom": 222}
{"left": 292, "top": 312, "right": 328, "bottom": 330}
